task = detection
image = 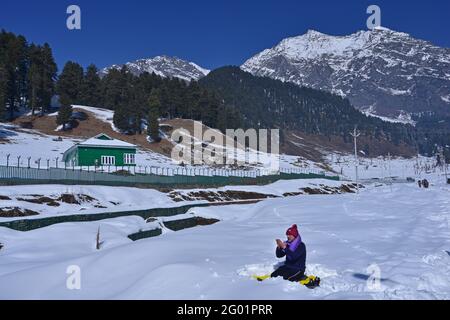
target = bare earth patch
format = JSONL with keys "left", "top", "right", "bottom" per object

{"left": 17, "top": 196, "right": 60, "bottom": 207}
{"left": 0, "top": 207, "right": 39, "bottom": 217}
{"left": 168, "top": 190, "right": 278, "bottom": 202}
{"left": 15, "top": 193, "right": 100, "bottom": 207}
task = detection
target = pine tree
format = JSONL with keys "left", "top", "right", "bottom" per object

{"left": 81, "top": 64, "right": 101, "bottom": 106}
{"left": 56, "top": 61, "right": 83, "bottom": 129}
{"left": 110, "top": 67, "right": 133, "bottom": 132}
{"left": 113, "top": 103, "right": 130, "bottom": 132}
{"left": 39, "top": 43, "right": 57, "bottom": 113}
{"left": 0, "top": 31, "right": 29, "bottom": 120}
{"left": 101, "top": 68, "right": 122, "bottom": 110}
{"left": 27, "top": 43, "right": 57, "bottom": 115}
{"left": 147, "top": 88, "right": 161, "bottom": 142}
{"left": 56, "top": 95, "right": 72, "bottom": 130}
{"left": 28, "top": 44, "right": 41, "bottom": 115}
{"left": 56, "top": 61, "right": 84, "bottom": 105}
{"left": 0, "top": 64, "right": 6, "bottom": 121}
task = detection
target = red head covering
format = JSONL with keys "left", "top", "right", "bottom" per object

{"left": 286, "top": 224, "right": 299, "bottom": 238}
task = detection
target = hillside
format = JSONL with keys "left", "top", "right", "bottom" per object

{"left": 3, "top": 105, "right": 325, "bottom": 173}
{"left": 199, "top": 66, "right": 418, "bottom": 158}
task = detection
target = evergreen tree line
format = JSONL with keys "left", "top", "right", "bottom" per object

{"left": 199, "top": 67, "right": 433, "bottom": 153}
{"left": 55, "top": 63, "right": 242, "bottom": 137}
{"left": 0, "top": 30, "right": 242, "bottom": 138}
{"left": 414, "top": 114, "right": 450, "bottom": 157}
{"left": 0, "top": 30, "right": 57, "bottom": 120}
{"left": 97, "top": 67, "right": 242, "bottom": 137}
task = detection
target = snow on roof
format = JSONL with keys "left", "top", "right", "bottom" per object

{"left": 78, "top": 135, "right": 137, "bottom": 148}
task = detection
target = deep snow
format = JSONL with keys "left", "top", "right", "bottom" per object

{"left": 0, "top": 178, "right": 345, "bottom": 222}
{"left": 0, "top": 178, "right": 449, "bottom": 300}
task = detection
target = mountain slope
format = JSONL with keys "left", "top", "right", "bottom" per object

{"left": 199, "top": 66, "right": 417, "bottom": 157}
{"left": 99, "top": 55, "right": 210, "bottom": 81}
{"left": 242, "top": 27, "right": 450, "bottom": 119}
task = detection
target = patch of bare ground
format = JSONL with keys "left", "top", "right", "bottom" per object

{"left": 163, "top": 216, "right": 220, "bottom": 231}
{"left": 283, "top": 183, "right": 363, "bottom": 196}
{"left": 17, "top": 196, "right": 60, "bottom": 207}
{"left": 0, "top": 195, "right": 11, "bottom": 200}
{"left": 168, "top": 190, "right": 278, "bottom": 202}
{"left": 168, "top": 183, "right": 364, "bottom": 203}
{"left": 0, "top": 207, "right": 39, "bottom": 217}
{"left": 15, "top": 193, "right": 101, "bottom": 207}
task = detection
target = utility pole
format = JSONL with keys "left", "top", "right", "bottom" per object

{"left": 350, "top": 127, "right": 361, "bottom": 193}
{"left": 441, "top": 146, "right": 448, "bottom": 182}
{"left": 388, "top": 152, "right": 392, "bottom": 179}
{"left": 388, "top": 152, "right": 393, "bottom": 192}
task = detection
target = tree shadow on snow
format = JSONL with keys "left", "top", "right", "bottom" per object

{"left": 0, "top": 126, "right": 19, "bottom": 138}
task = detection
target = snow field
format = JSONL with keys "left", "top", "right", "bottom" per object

{"left": 1, "top": 179, "right": 449, "bottom": 299}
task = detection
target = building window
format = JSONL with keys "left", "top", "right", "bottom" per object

{"left": 101, "top": 156, "right": 115, "bottom": 166}
{"left": 124, "top": 153, "right": 135, "bottom": 165}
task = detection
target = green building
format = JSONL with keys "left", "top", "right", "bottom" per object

{"left": 63, "top": 133, "right": 137, "bottom": 166}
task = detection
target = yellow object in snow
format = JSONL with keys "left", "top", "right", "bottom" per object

{"left": 299, "top": 275, "right": 317, "bottom": 285}
{"left": 252, "top": 274, "right": 271, "bottom": 282}
{"left": 298, "top": 276, "right": 320, "bottom": 287}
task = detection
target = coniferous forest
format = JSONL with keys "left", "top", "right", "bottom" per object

{"left": 0, "top": 30, "right": 241, "bottom": 134}
{"left": 1, "top": 29, "right": 449, "bottom": 158}
{"left": 199, "top": 67, "right": 418, "bottom": 147}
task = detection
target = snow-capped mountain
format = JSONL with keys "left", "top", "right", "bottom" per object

{"left": 100, "top": 55, "right": 210, "bottom": 81}
{"left": 241, "top": 27, "right": 450, "bottom": 120}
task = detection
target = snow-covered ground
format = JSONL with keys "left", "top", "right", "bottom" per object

{"left": 0, "top": 185, "right": 174, "bottom": 222}
{"left": 1, "top": 176, "right": 449, "bottom": 299}
{"left": 0, "top": 179, "right": 345, "bottom": 222}
{"left": 327, "top": 154, "right": 442, "bottom": 181}
{"left": 0, "top": 122, "right": 176, "bottom": 169}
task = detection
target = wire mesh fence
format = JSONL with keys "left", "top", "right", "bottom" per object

{"left": 0, "top": 163, "right": 339, "bottom": 187}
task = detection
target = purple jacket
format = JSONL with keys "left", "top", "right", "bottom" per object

{"left": 276, "top": 237, "right": 306, "bottom": 272}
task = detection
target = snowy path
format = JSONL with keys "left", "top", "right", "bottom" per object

{"left": 0, "top": 182, "right": 449, "bottom": 299}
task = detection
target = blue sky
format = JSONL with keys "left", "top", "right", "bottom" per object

{"left": 1, "top": 0, "right": 449, "bottom": 71}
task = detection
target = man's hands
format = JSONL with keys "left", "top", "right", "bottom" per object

{"left": 276, "top": 239, "right": 286, "bottom": 249}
